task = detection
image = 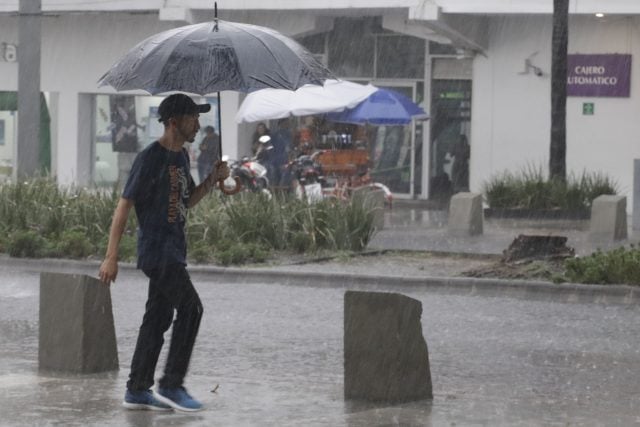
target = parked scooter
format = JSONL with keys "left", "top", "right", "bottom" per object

{"left": 288, "top": 152, "right": 325, "bottom": 203}
{"left": 223, "top": 135, "right": 273, "bottom": 197}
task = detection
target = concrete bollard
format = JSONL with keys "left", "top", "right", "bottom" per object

{"left": 352, "top": 186, "right": 385, "bottom": 230}
{"left": 39, "top": 272, "right": 119, "bottom": 373}
{"left": 344, "top": 291, "right": 432, "bottom": 403}
{"left": 589, "top": 195, "right": 627, "bottom": 241}
{"left": 448, "top": 192, "right": 483, "bottom": 236}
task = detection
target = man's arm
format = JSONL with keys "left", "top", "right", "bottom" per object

{"left": 99, "top": 197, "right": 134, "bottom": 284}
{"left": 188, "top": 161, "right": 230, "bottom": 208}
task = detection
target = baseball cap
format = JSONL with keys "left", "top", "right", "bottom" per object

{"left": 157, "top": 93, "right": 211, "bottom": 123}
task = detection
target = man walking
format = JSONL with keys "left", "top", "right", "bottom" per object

{"left": 99, "top": 93, "right": 229, "bottom": 412}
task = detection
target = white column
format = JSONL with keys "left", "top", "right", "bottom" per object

{"left": 54, "top": 92, "right": 93, "bottom": 187}
{"left": 422, "top": 45, "right": 432, "bottom": 199}
{"left": 76, "top": 94, "right": 93, "bottom": 186}
{"left": 48, "top": 92, "right": 59, "bottom": 178}
{"left": 55, "top": 91, "right": 79, "bottom": 186}
{"left": 220, "top": 91, "right": 240, "bottom": 160}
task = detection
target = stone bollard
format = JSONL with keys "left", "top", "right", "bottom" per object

{"left": 344, "top": 291, "right": 432, "bottom": 403}
{"left": 352, "top": 186, "right": 385, "bottom": 230}
{"left": 448, "top": 192, "right": 483, "bottom": 236}
{"left": 39, "top": 272, "right": 119, "bottom": 373}
{"left": 589, "top": 195, "right": 627, "bottom": 241}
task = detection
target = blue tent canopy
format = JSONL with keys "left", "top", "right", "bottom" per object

{"left": 326, "top": 88, "right": 428, "bottom": 125}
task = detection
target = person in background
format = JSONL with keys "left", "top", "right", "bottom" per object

{"left": 295, "top": 116, "right": 315, "bottom": 153}
{"left": 99, "top": 93, "right": 229, "bottom": 413}
{"left": 269, "top": 118, "right": 293, "bottom": 188}
{"left": 197, "top": 125, "right": 220, "bottom": 184}
{"left": 251, "top": 122, "right": 270, "bottom": 155}
{"left": 450, "top": 134, "right": 470, "bottom": 193}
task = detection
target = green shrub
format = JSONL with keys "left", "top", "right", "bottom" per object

{"left": 54, "top": 229, "right": 95, "bottom": 259}
{"left": 0, "top": 178, "right": 379, "bottom": 262}
{"left": 189, "top": 240, "right": 214, "bottom": 264}
{"left": 215, "top": 241, "right": 269, "bottom": 266}
{"left": 0, "top": 228, "right": 7, "bottom": 253}
{"left": 248, "top": 243, "right": 269, "bottom": 263}
{"left": 7, "top": 230, "right": 48, "bottom": 258}
{"left": 216, "top": 243, "right": 248, "bottom": 266}
{"left": 223, "top": 192, "right": 288, "bottom": 249}
{"left": 564, "top": 246, "right": 640, "bottom": 285}
{"left": 340, "top": 195, "right": 376, "bottom": 251}
{"left": 483, "top": 164, "right": 618, "bottom": 211}
{"left": 290, "top": 230, "right": 313, "bottom": 253}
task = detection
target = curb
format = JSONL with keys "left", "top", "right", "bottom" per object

{"left": 1, "top": 255, "right": 638, "bottom": 305}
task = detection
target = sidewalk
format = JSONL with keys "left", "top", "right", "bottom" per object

{"left": 370, "top": 204, "right": 637, "bottom": 256}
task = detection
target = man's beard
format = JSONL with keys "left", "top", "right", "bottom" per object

{"left": 178, "top": 126, "right": 196, "bottom": 143}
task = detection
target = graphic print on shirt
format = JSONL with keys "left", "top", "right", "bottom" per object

{"left": 168, "top": 164, "right": 189, "bottom": 223}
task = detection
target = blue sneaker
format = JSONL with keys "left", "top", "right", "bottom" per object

{"left": 122, "top": 389, "right": 172, "bottom": 411}
{"left": 155, "top": 387, "right": 203, "bottom": 412}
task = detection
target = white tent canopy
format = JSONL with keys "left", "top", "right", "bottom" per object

{"left": 235, "top": 79, "right": 378, "bottom": 123}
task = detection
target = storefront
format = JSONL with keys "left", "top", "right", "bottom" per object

{"left": 0, "top": 92, "right": 51, "bottom": 180}
{"left": 2, "top": 2, "right": 640, "bottom": 209}
{"left": 249, "top": 17, "right": 433, "bottom": 198}
{"left": 91, "top": 93, "right": 219, "bottom": 187}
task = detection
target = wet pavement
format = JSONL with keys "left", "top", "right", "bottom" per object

{"left": 1, "top": 205, "right": 640, "bottom": 426}
{"left": 369, "top": 206, "right": 637, "bottom": 256}
{"left": 1, "top": 263, "right": 640, "bottom": 426}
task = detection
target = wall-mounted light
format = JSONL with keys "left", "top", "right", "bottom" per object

{"left": 595, "top": 13, "right": 605, "bottom": 18}
{"left": 1, "top": 43, "right": 17, "bottom": 62}
{"left": 518, "top": 52, "right": 544, "bottom": 77}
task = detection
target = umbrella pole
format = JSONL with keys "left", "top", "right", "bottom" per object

{"left": 216, "top": 91, "right": 242, "bottom": 195}
{"left": 217, "top": 90, "right": 222, "bottom": 157}
{"left": 213, "top": 4, "right": 241, "bottom": 195}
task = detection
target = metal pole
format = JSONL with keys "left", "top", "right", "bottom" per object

{"left": 214, "top": 2, "right": 222, "bottom": 161}
{"left": 212, "top": 1, "right": 241, "bottom": 194}
{"left": 16, "top": 0, "right": 42, "bottom": 179}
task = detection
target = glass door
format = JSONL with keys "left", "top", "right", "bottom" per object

{"left": 367, "top": 82, "right": 421, "bottom": 197}
{"left": 429, "top": 80, "right": 472, "bottom": 201}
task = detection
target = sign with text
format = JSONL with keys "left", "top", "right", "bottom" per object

{"left": 567, "top": 54, "right": 631, "bottom": 97}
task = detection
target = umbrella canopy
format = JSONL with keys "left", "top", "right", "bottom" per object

{"left": 234, "top": 79, "right": 378, "bottom": 123}
{"left": 326, "top": 88, "right": 428, "bottom": 125}
{"left": 98, "top": 20, "right": 333, "bottom": 95}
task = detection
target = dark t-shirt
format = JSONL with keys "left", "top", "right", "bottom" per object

{"left": 122, "top": 141, "right": 195, "bottom": 270}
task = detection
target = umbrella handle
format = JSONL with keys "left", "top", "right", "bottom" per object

{"left": 218, "top": 177, "right": 243, "bottom": 195}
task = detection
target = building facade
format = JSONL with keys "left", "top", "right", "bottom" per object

{"left": 1, "top": 1, "right": 639, "bottom": 207}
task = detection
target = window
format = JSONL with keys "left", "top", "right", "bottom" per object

{"left": 328, "top": 19, "right": 375, "bottom": 78}
{"left": 298, "top": 33, "right": 326, "bottom": 55}
{"left": 92, "top": 94, "right": 219, "bottom": 187}
{"left": 376, "top": 36, "right": 425, "bottom": 79}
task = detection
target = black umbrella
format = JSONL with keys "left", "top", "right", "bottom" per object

{"left": 99, "top": 4, "right": 333, "bottom": 192}
{"left": 97, "top": 21, "right": 331, "bottom": 95}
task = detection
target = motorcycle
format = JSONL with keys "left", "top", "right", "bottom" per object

{"left": 222, "top": 135, "right": 273, "bottom": 197}
{"left": 288, "top": 152, "right": 325, "bottom": 203}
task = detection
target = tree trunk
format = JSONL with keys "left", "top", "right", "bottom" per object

{"left": 550, "top": 0, "right": 569, "bottom": 181}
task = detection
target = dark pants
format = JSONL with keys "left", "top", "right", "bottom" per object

{"left": 127, "top": 264, "right": 203, "bottom": 391}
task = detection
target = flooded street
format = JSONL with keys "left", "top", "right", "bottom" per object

{"left": 1, "top": 265, "right": 639, "bottom": 426}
